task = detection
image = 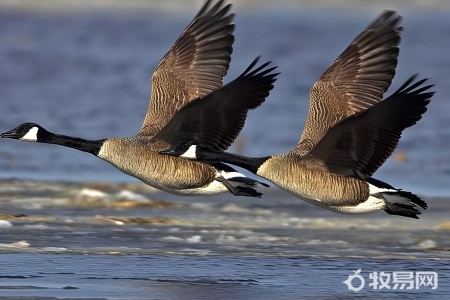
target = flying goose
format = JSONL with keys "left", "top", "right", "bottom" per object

{"left": 160, "top": 10, "right": 434, "bottom": 218}
{"left": 1, "top": 0, "right": 278, "bottom": 197}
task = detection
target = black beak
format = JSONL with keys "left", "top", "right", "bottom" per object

{"left": 0, "top": 129, "right": 20, "bottom": 139}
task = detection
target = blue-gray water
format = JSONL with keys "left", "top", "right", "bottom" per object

{"left": 1, "top": 2, "right": 450, "bottom": 299}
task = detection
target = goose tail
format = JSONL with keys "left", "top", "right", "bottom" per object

{"left": 367, "top": 177, "right": 427, "bottom": 219}
{"left": 215, "top": 163, "right": 269, "bottom": 198}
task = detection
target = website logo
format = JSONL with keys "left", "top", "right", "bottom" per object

{"left": 343, "top": 269, "right": 438, "bottom": 292}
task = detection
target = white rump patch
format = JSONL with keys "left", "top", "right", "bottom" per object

{"left": 351, "top": 196, "right": 385, "bottom": 213}
{"left": 368, "top": 183, "right": 411, "bottom": 205}
{"left": 180, "top": 145, "right": 198, "bottom": 159}
{"left": 221, "top": 170, "right": 245, "bottom": 179}
{"left": 20, "top": 126, "right": 39, "bottom": 142}
{"left": 368, "top": 183, "right": 396, "bottom": 195}
{"left": 328, "top": 183, "right": 392, "bottom": 214}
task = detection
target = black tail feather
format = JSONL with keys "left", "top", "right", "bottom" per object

{"left": 384, "top": 202, "right": 421, "bottom": 219}
{"left": 369, "top": 177, "right": 427, "bottom": 219}
{"left": 228, "top": 176, "right": 270, "bottom": 187}
{"left": 389, "top": 190, "right": 428, "bottom": 209}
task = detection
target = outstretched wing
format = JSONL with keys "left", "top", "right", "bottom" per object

{"left": 295, "top": 10, "right": 402, "bottom": 155}
{"left": 138, "top": 0, "right": 235, "bottom": 136}
{"left": 303, "top": 76, "right": 433, "bottom": 178}
{"left": 155, "top": 57, "right": 278, "bottom": 150}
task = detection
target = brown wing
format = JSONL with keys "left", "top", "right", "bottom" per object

{"left": 303, "top": 76, "right": 433, "bottom": 178}
{"left": 154, "top": 57, "right": 278, "bottom": 150}
{"left": 138, "top": 0, "right": 235, "bottom": 136}
{"left": 295, "top": 10, "right": 402, "bottom": 155}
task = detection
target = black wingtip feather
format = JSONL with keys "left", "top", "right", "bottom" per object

{"left": 394, "top": 74, "right": 435, "bottom": 96}
{"left": 387, "top": 75, "right": 434, "bottom": 112}
{"left": 196, "top": 0, "right": 231, "bottom": 20}
{"left": 237, "top": 56, "right": 279, "bottom": 79}
{"left": 369, "top": 10, "right": 403, "bottom": 30}
{"left": 239, "top": 56, "right": 261, "bottom": 78}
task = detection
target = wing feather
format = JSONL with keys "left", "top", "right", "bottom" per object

{"left": 138, "top": 0, "right": 235, "bottom": 136}
{"left": 295, "top": 10, "right": 402, "bottom": 154}
{"left": 155, "top": 57, "right": 278, "bottom": 150}
{"left": 303, "top": 76, "right": 433, "bottom": 178}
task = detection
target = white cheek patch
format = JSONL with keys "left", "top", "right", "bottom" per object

{"left": 180, "top": 145, "right": 198, "bottom": 159}
{"left": 20, "top": 127, "right": 39, "bottom": 142}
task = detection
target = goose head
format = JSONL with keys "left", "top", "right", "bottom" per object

{"left": 1, "top": 123, "right": 49, "bottom": 142}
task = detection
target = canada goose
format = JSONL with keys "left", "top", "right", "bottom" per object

{"left": 160, "top": 10, "right": 435, "bottom": 218}
{"left": 1, "top": 0, "right": 278, "bottom": 197}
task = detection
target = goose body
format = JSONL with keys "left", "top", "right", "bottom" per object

{"left": 97, "top": 137, "right": 258, "bottom": 195}
{"left": 161, "top": 10, "right": 433, "bottom": 218}
{"left": 1, "top": 0, "right": 278, "bottom": 197}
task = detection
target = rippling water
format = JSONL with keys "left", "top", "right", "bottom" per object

{"left": 1, "top": 180, "right": 450, "bottom": 299}
{"left": 0, "top": 2, "right": 450, "bottom": 299}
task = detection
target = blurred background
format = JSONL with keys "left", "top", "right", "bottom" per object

{"left": 0, "top": 0, "right": 449, "bottom": 196}
{"left": 1, "top": 2, "right": 450, "bottom": 299}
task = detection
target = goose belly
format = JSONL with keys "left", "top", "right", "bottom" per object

{"left": 273, "top": 179, "right": 382, "bottom": 214}
{"left": 258, "top": 159, "right": 370, "bottom": 210}
{"left": 99, "top": 146, "right": 223, "bottom": 195}
{"left": 120, "top": 162, "right": 226, "bottom": 196}
{"left": 167, "top": 179, "right": 228, "bottom": 195}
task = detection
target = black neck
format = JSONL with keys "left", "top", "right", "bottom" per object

{"left": 198, "top": 147, "right": 269, "bottom": 174}
{"left": 41, "top": 132, "right": 105, "bottom": 156}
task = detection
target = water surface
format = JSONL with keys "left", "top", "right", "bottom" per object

{"left": 0, "top": 3, "right": 450, "bottom": 299}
